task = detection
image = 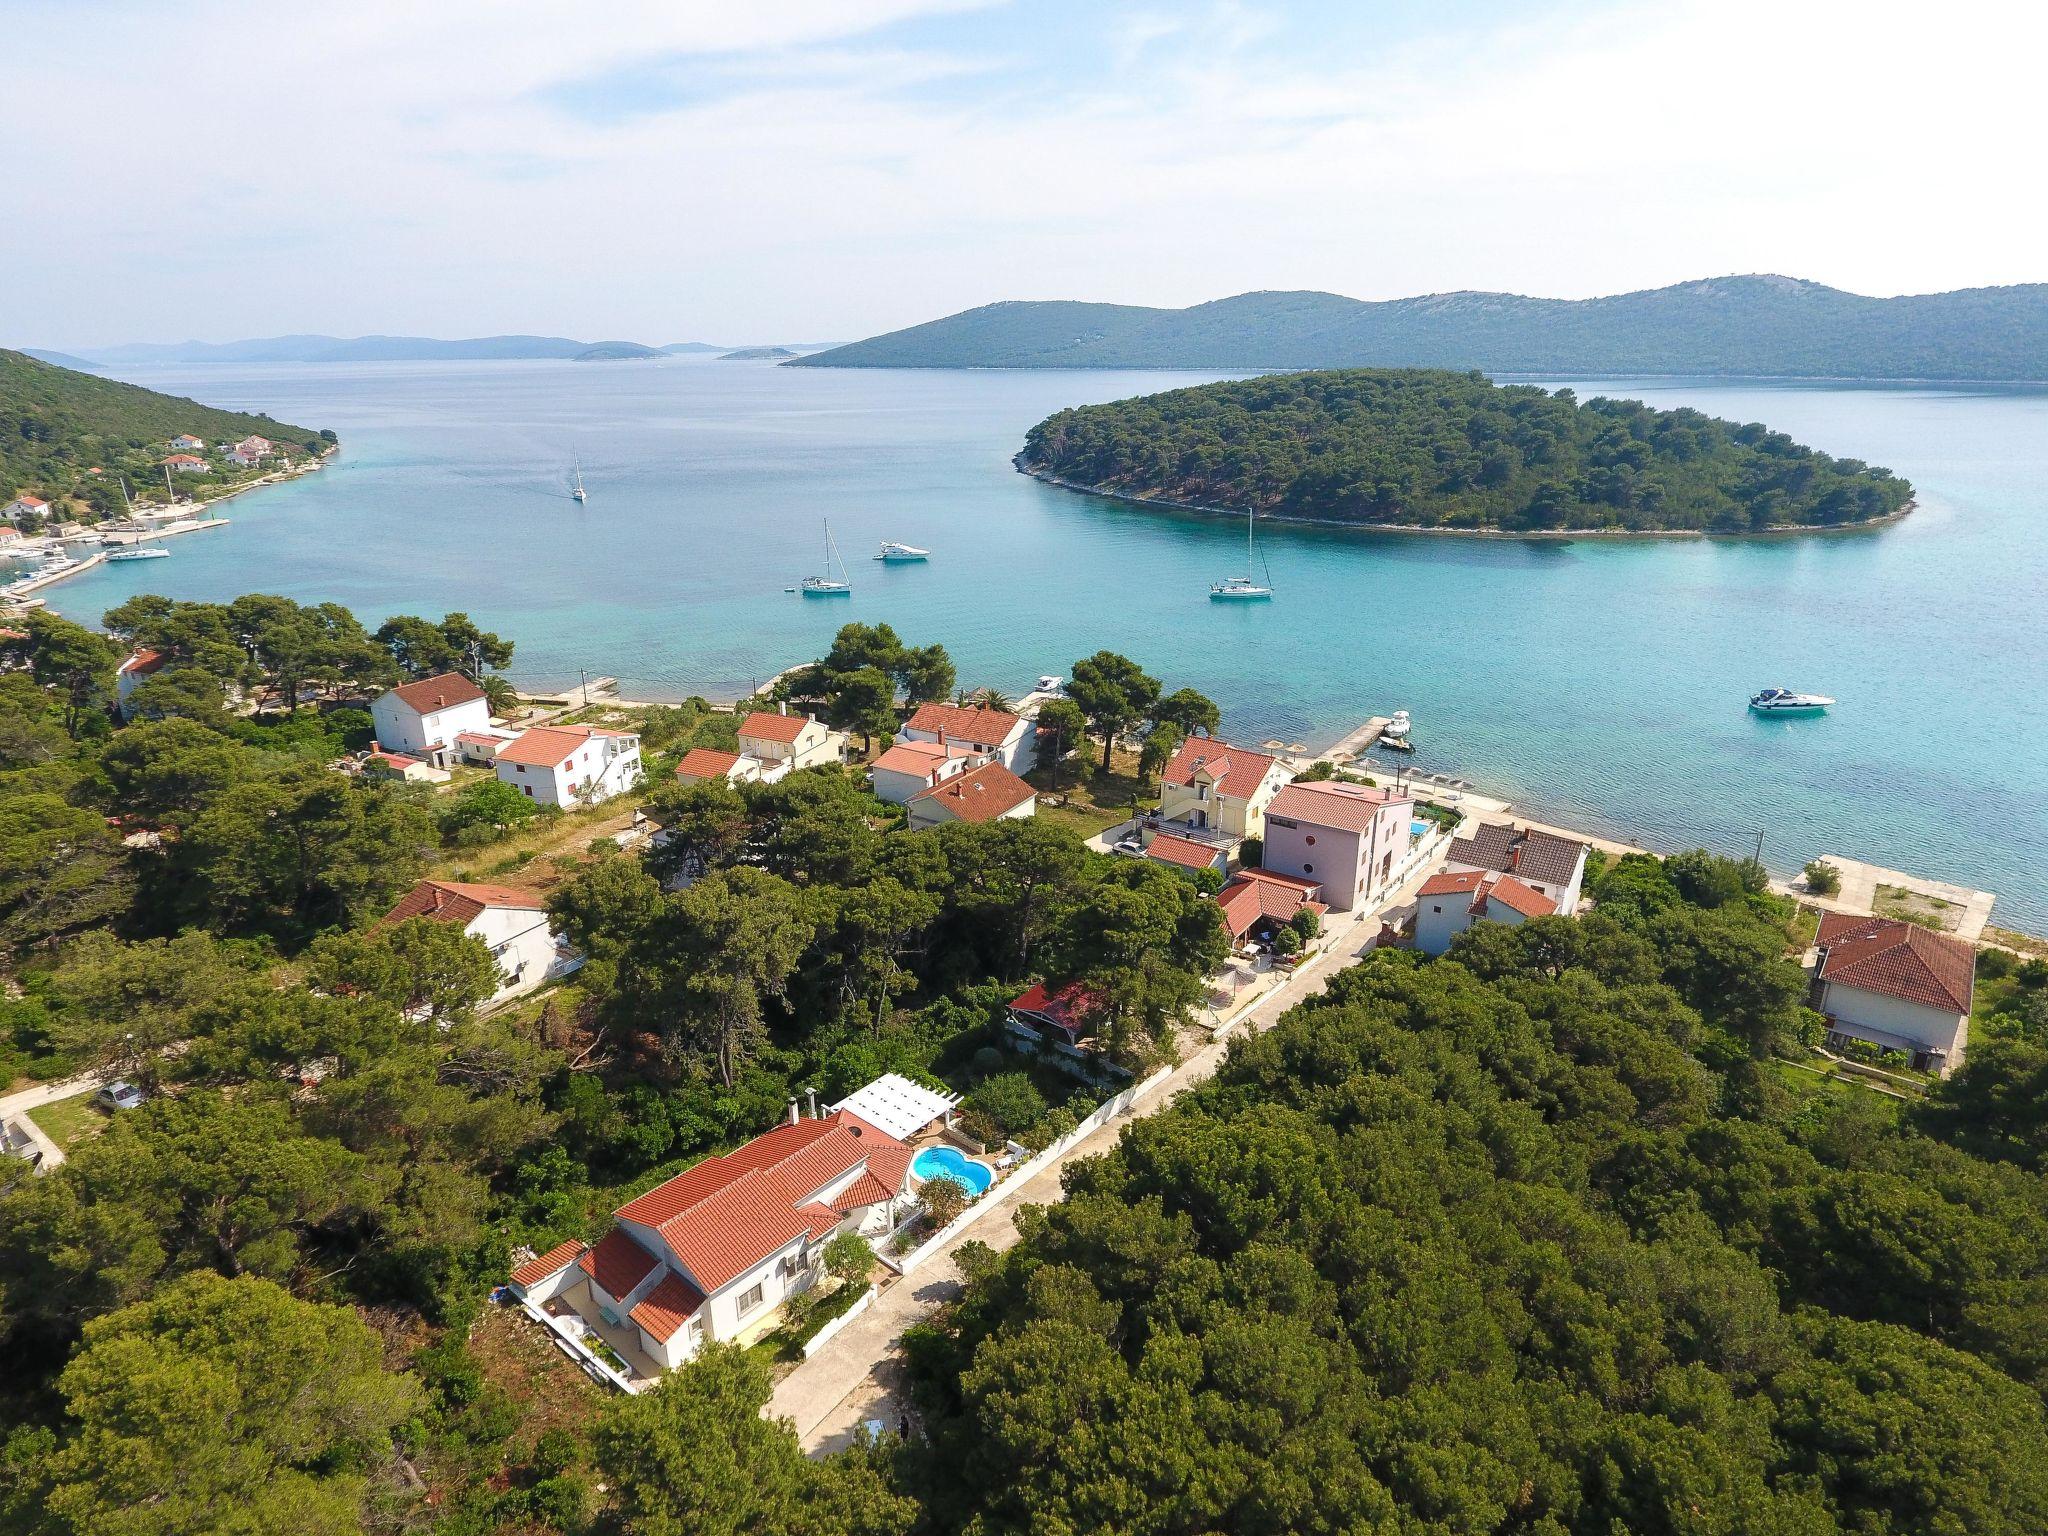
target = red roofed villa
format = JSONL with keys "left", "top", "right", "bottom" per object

{"left": 1148, "top": 737, "right": 1293, "bottom": 853}
{"left": 494, "top": 724, "right": 644, "bottom": 808}
{"left": 906, "top": 760, "right": 1037, "bottom": 829}
{"left": 736, "top": 708, "right": 844, "bottom": 779}
{"left": 1006, "top": 980, "right": 1125, "bottom": 1079}
{"left": 507, "top": 1105, "right": 920, "bottom": 1381}
{"left": 1810, "top": 913, "right": 1975, "bottom": 1075}
{"left": 674, "top": 746, "right": 763, "bottom": 788}
{"left": 897, "top": 700, "right": 1034, "bottom": 772}
{"left": 1216, "top": 868, "right": 1328, "bottom": 941}
{"left": 371, "top": 671, "right": 492, "bottom": 766}
{"left": 1414, "top": 867, "right": 1559, "bottom": 954}
{"left": 380, "top": 878, "right": 579, "bottom": 1005}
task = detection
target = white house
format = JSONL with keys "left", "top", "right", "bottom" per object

{"left": 897, "top": 701, "right": 1035, "bottom": 774}
{"left": 1810, "top": 914, "right": 1975, "bottom": 1075}
{"left": 673, "top": 747, "right": 764, "bottom": 789}
{"left": 371, "top": 673, "right": 493, "bottom": 766}
{"left": 1444, "top": 822, "right": 1588, "bottom": 914}
{"left": 3, "top": 495, "right": 50, "bottom": 525}
{"left": 867, "top": 738, "right": 984, "bottom": 806}
{"left": 168, "top": 434, "right": 206, "bottom": 452}
{"left": 736, "top": 710, "right": 843, "bottom": 780}
{"left": 906, "top": 761, "right": 1037, "bottom": 830}
{"left": 495, "top": 724, "right": 644, "bottom": 808}
{"left": 162, "top": 454, "right": 209, "bottom": 475}
{"left": 507, "top": 1106, "right": 915, "bottom": 1375}
{"left": 1413, "top": 868, "right": 1558, "bottom": 955}
{"left": 1260, "top": 780, "right": 1415, "bottom": 913}
{"left": 380, "top": 878, "right": 579, "bottom": 1006}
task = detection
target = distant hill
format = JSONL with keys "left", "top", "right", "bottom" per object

{"left": 796, "top": 276, "right": 2048, "bottom": 382}
{"left": 19, "top": 348, "right": 103, "bottom": 372}
{"left": 718, "top": 346, "right": 799, "bottom": 361}
{"left": 660, "top": 342, "right": 729, "bottom": 355}
{"left": 574, "top": 341, "right": 667, "bottom": 362}
{"left": 0, "top": 349, "right": 324, "bottom": 509}
{"left": 56, "top": 334, "right": 612, "bottom": 366}
{"left": 1020, "top": 369, "right": 1914, "bottom": 534}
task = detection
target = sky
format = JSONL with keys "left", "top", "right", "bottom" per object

{"left": 5, "top": 0, "right": 2044, "bottom": 349}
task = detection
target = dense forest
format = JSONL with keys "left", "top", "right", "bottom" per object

{"left": 797, "top": 274, "right": 2048, "bottom": 381}
{"left": 1021, "top": 369, "right": 1915, "bottom": 533}
{"left": 0, "top": 349, "right": 326, "bottom": 509}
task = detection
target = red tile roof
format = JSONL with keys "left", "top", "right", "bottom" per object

{"left": 579, "top": 1228, "right": 661, "bottom": 1298}
{"left": 497, "top": 724, "right": 633, "bottom": 769}
{"left": 1147, "top": 832, "right": 1225, "bottom": 871}
{"left": 628, "top": 1271, "right": 706, "bottom": 1343}
{"left": 1816, "top": 914, "right": 1975, "bottom": 1014}
{"left": 1484, "top": 874, "right": 1556, "bottom": 919}
{"left": 909, "top": 761, "right": 1035, "bottom": 823}
{"left": 1216, "top": 869, "right": 1327, "bottom": 938}
{"left": 381, "top": 878, "right": 547, "bottom": 928}
{"left": 738, "top": 710, "right": 812, "bottom": 744}
{"left": 511, "top": 1239, "right": 584, "bottom": 1288}
{"left": 612, "top": 1112, "right": 908, "bottom": 1294}
{"left": 386, "top": 672, "right": 485, "bottom": 714}
{"left": 1417, "top": 868, "right": 1487, "bottom": 899}
{"left": 903, "top": 702, "right": 1025, "bottom": 747}
{"left": 1268, "top": 780, "right": 1407, "bottom": 833}
{"left": 1009, "top": 981, "right": 1104, "bottom": 1040}
{"left": 870, "top": 740, "right": 957, "bottom": 776}
{"left": 675, "top": 747, "right": 744, "bottom": 781}
{"left": 120, "top": 648, "right": 165, "bottom": 677}
{"left": 1450, "top": 823, "right": 1586, "bottom": 887}
{"left": 1160, "top": 738, "right": 1284, "bottom": 801}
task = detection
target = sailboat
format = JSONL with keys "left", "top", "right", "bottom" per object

{"left": 1210, "top": 506, "right": 1273, "bottom": 600}
{"left": 800, "top": 520, "right": 852, "bottom": 596}
{"left": 570, "top": 455, "right": 587, "bottom": 504}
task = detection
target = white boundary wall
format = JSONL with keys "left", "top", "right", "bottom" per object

{"left": 802, "top": 1285, "right": 879, "bottom": 1358}
{"left": 897, "top": 1064, "right": 1175, "bottom": 1274}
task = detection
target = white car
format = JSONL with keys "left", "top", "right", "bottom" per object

{"left": 1110, "top": 836, "right": 1145, "bottom": 858}
{"left": 94, "top": 1080, "right": 146, "bottom": 1112}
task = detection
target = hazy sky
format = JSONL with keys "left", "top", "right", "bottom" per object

{"left": 7, "top": 0, "right": 2041, "bottom": 348}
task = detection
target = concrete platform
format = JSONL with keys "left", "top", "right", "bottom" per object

{"left": 1789, "top": 855, "right": 1997, "bottom": 941}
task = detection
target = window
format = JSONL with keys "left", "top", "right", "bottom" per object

{"left": 1303, "top": 862, "right": 1314, "bottom": 874}
{"left": 1304, "top": 835, "right": 1315, "bottom": 846}
{"left": 737, "top": 1281, "right": 765, "bottom": 1315}
{"left": 1431, "top": 904, "right": 1442, "bottom": 914}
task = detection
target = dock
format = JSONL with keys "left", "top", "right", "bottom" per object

{"left": 3, "top": 551, "right": 106, "bottom": 597}
{"left": 97, "top": 515, "right": 232, "bottom": 546}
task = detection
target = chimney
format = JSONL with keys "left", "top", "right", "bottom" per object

{"left": 778, "top": 700, "right": 788, "bottom": 716}
{"left": 787, "top": 1099, "right": 800, "bottom": 1125}
{"left": 805, "top": 1087, "right": 819, "bottom": 1120}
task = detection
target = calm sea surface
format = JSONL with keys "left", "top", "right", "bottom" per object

{"left": 38, "top": 360, "right": 2048, "bottom": 928}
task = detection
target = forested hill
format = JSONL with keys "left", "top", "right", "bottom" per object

{"left": 1020, "top": 369, "right": 1915, "bottom": 533}
{"left": 0, "top": 349, "right": 322, "bottom": 502}
{"left": 794, "top": 275, "right": 2048, "bottom": 380}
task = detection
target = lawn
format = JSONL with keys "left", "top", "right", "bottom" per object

{"left": 28, "top": 1092, "right": 107, "bottom": 1153}
{"left": 1028, "top": 744, "right": 1154, "bottom": 841}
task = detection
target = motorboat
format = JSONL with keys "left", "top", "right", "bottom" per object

{"left": 1382, "top": 709, "right": 1411, "bottom": 742}
{"left": 801, "top": 519, "right": 852, "bottom": 596}
{"left": 1749, "top": 688, "right": 1834, "bottom": 715}
{"left": 1210, "top": 505, "right": 1274, "bottom": 600}
{"left": 875, "top": 542, "right": 929, "bottom": 562}
{"left": 106, "top": 547, "right": 170, "bottom": 561}
{"left": 1037, "top": 675, "right": 1064, "bottom": 694}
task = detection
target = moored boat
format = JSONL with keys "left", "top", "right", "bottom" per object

{"left": 1749, "top": 688, "right": 1834, "bottom": 715}
{"left": 875, "top": 542, "right": 929, "bottom": 562}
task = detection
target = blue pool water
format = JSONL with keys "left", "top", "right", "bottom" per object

{"left": 38, "top": 358, "right": 2048, "bottom": 927}
{"left": 910, "top": 1144, "right": 994, "bottom": 1196}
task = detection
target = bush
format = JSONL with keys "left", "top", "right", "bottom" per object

{"left": 920, "top": 1178, "right": 969, "bottom": 1227}
{"left": 967, "top": 1072, "right": 1048, "bottom": 1135}
{"left": 1020, "top": 1104, "right": 1079, "bottom": 1152}
{"left": 527, "top": 1475, "right": 591, "bottom": 1531}
{"left": 1976, "top": 947, "right": 2015, "bottom": 982}
{"left": 1290, "top": 907, "right": 1322, "bottom": 941}
{"left": 1804, "top": 859, "right": 1842, "bottom": 895}
{"left": 823, "top": 1230, "right": 872, "bottom": 1287}
{"left": 530, "top": 1427, "right": 580, "bottom": 1479}
{"left": 1237, "top": 836, "right": 1264, "bottom": 868}
{"left": 970, "top": 1046, "right": 1004, "bottom": 1078}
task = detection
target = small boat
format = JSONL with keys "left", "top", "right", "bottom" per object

{"left": 1382, "top": 709, "right": 1411, "bottom": 743}
{"left": 801, "top": 519, "right": 852, "bottom": 597}
{"left": 1037, "top": 675, "right": 1064, "bottom": 694}
{"left": 874, "top": 542, "right": 929, "bottom": 562}
{"left": 570, "top": 455, "right": 587, "bottom": 504}
{"left": 1749, "top": 688, "right": 1834, "bottom": 716}
{"left": 1210, "top": 505, "right": 1273, "bottom": 600}
{"left": 106, "top": 547, "right": 170, "bottom": 562}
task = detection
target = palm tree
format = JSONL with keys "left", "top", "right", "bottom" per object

{"left": 965, "top": 686, "right": 1013, "bottom": 713}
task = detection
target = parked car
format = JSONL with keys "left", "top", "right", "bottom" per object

{"left": 1110, "top": 836, "right": 1145, "bottom": 858}
{"left": 93, "top": 1080, "right": 146, "bottom": 1112}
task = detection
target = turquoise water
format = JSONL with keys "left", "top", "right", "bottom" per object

{"left": 910, "top": 1144, "right": 995, "bottom": 1195}
{"left": 41, "top": 359, "right": 2048, "bottom": 927}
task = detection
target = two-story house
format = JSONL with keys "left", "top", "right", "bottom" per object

{"left": 1260, "top": 780, "right": 1415, "bottom": 912}
{"left": 868, "top": 737, "right": 986, "bottom": 805}
{"left": 906, "top": 761, "right": 1037, "bottom": 829}
{"left": 1413, "top": 868, "right": 1558, "bottom": 954}
{"left": 371, "top": 673, "right": 493, "bottom": 766}
{"left": 380, "top": 878, "right": 580, "bottom": 1005}
{"left": 507, "top": 1108, "right": 915, "bottom": 1374}
{"left": 1150, "top": 738, "right": 1293, "bottom": 853}
{"left": 1810, "top": 914, "right": 1974, "bottom": 1075}
{"left": 896, "top": 701, "right": 1035, "bottom": 773}
{"left": 1444, "top": 822, "right": 1589, "bottom": 915}
{"left": 673, "top": 747, "right": 765, "bottom": 789}
{"left": 494, "top": 725, "right": 644, "bottom": 807}
{"left": 736, "top": 710, "right": 844, "bottom": 781}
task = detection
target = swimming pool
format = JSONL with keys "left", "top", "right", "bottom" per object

{"left": 1411, "top": 820, "right": 1431, "bottom": 837}
{"left": 910, "top": 1144, "right": 995, "bottom": 1197}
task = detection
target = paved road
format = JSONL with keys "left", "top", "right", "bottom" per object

{"left": 0, "top": 1069, "right": 107, "bottom": 1171}
{"left": 768, "top": 865, "right": 1443, "bottom": 1452}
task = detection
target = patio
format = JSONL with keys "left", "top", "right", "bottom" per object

{"left": 541, "top": 1278, "right": 665, "bottom": 1387}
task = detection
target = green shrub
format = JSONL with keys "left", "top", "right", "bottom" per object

{"left": 967, "top": 1072, "right": 1048, "bottom": 1135}
{"left": 1804, "top": 859, "right": 1842, "bottom": 895}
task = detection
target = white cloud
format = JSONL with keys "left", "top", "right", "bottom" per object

{"left": 2, "top": 0, "right": 2041, "bottom": 346}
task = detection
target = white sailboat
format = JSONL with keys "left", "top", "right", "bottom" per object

{"left": 800, "top": 520, "right": 853, "bottom": 596}
{"left": 571, "top": 455, "right": 587, "bottom": 504}
{"left": 1210, "top": 505, "right": 1273, "bottom": 600}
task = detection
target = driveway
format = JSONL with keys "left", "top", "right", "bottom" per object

{"left": 769, "top": 859, "right": 1444, "bottom": 1452}
{"left": 0, "top": 1069, "right": 108, "bottom": 1172}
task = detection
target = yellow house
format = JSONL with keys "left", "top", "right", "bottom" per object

{"left": 1149, "top": 738, "right": 1293, "bottom": 848}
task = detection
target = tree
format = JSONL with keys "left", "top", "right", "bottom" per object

{"left": 824, "top": 877, "right": 940, "bottom": 1031}
{"left": 919, "top": 1177, "right": 968, "bottom": 1227}
{"left": 99, "top": 719, "right": 260, "bottom": 830}
{"left": 1034, "top": 697, "right": 1087, "bottom": 791}
{"left": 47, "top": 931, "right": 261, "bottom": 1087}
{"left": 1138, "top": 721, "right": 1183, "bottom": 780}
{"left": 439, "top": 776, "right": 539, "bottom": 838}
{"left": 825, "top": 665, "right": 897, "bottom": 754}
{"left": 671, "top": 868, "right": 817, "bottom": 1087}
{"left": 22, "top": 611, "right": 118, "bottom": 737}
{"left": 30, "top": 1273, "right": 417, "bottom": 1536}
{"left": 822, "top": 622, "right": 904, "bottom": 679}
{"left": 966, "top": 1072, "right": 1047, "bottom": 1136}
{"left": 897, "top": 642, "right": 955, "bottom": 704}
{"left": 0, "top": 795, "right": 132, "bottom": 951}
{"left": 823, "top": 1230, "right": 873, "bottom": 1288}
{"left": 307, "top": 917, "right": 501, "bottom": 1027}
{"left": 1065, "top": 650, "right": 1161, "bottom": 773}
{"left": 1152, "top": 686, "right": 1220, "bottom": 738}
{"left": 642, "top": 779, "right": 750, "bottom": 887}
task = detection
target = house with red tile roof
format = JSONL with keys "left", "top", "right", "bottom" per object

{"left": 1446, "top": 822, "right": 1589, "bottom": 915}
{"left": 495, "top": 724, "right": 644, "bottom": 808}
{"left": 1151, "top": 738, "right": 1293, "bottom": 852}
{"left": 1261, "top": 780, "right": 1415, "bottom": 912}
{"left": 371, "top": 672, "right": 492, "bottom": 765}
{"left": 1006, "top": 981, "right": 1122, "bottom": 1079}
{"left": 1414, "top": 868, "right": 1559, "bottom": 954}
{"left": 736, "top": 708, "right": 843, "bottom": 779}
{"left": 867, "top": 737, "right": 985, "bottom": 805}
{"left": 364, "top": 748, "right": 450, "bottom": 785}
{"left": 162, "top": 453, "right": 208, "bottom": 473}
{"left": 380, "top": 878, "right": 577, "bottom": 1005}
{"left": 906, "top": 760, "right": 1037, "bottom": 829}
{"left": 3, "top": 494, "right": 50, "bottom": 525}
{"left": 898, "top": 700, "right": 1034, "bottom": 772}
{"left": 1146, "top": 831, "right": 1229, "bottom": 877}
{"left": 1810, "top": 914, "right": 1975, "bottom": 1075}
{"left": 168, "top": 434, "right": 206, "bottom": 452}
{"left": 1216, "top": 869, "right": 1327, "bottom": 941}
{"left": 507, "top": 1108, "right": 916, "bottom": 1373}
{"left": 674, "top": 746, "right": 764, "bottom": 789}
{"left": 113, "top": 648, "right": 167, "bottom": 719}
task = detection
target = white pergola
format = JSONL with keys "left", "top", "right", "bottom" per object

{"left": 828, "top": 1073, "right": 959, "bottom": 1141}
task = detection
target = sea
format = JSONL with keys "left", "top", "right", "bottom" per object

{"left": 33, "top": 358, "right": 2048, "bottom": 929}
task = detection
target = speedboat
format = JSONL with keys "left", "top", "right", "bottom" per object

{"left": 1749, "top": 688, "right": 1834, "bottom": 715}
{"left": 1382, "top": 709, "right": 1411, "bottom": 742}
{"left": 875, "top": 542, "right": 929, "bottom": 562}
{"left": 1037, "top": 675, "right": 1064, "bottom": 694}
{"left": 106, "top": 547, "right": 170, "bottom": 561}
